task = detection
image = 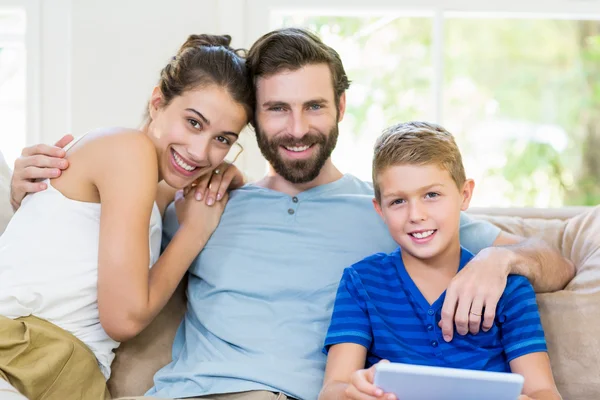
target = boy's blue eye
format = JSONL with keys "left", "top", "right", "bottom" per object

{"left": 308, "top": 104, "right": 322, "bottom": 111}
{"left": 390, "top": 199, "right": 406, "bottom": 206}
{"left": 425, "top": 192, "right": 439, "bottom": 199}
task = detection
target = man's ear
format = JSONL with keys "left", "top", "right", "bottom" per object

{"left": 337, "top": 92, "right": 347, "bottom": 123}
{"left": 460, "top": 179, "right": 475, "bottom": 211}
{"left": 148, "top": 86, "right": 164, "bottom": 121}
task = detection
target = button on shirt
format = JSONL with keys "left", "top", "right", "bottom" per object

{"left": 324, "top": 247, "right": 547, "bottom": 372}
{"left": 149, "top": 175, "right": 504, "bottom": 400}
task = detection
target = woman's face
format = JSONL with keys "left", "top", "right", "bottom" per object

{"left": 147, "top": 84, "right": 248, "bottom": 189}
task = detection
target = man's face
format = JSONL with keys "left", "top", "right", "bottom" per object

{"left": 254, "top": 64, "right": 345, "bottom": 184}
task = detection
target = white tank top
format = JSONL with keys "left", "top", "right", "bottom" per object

{"left": 0, "top": 138, "right": 162, "bottom": 379}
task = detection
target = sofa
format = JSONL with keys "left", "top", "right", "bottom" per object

{"left": 0, "top": 151, "right": 598, "bottom": 400}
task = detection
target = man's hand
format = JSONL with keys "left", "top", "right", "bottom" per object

{"left": 10, "top": 134, "right": 73, "bottom": 211}
{"left": 440, "top": 246, "right": 513, "bottom": 342}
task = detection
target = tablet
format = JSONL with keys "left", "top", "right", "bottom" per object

{"left": 374, "top": 362, "right": 524, "bottom": 400}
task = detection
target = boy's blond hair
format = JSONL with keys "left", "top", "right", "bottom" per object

{"left": 372, "top": 121, "right": 466, "bottom": 202}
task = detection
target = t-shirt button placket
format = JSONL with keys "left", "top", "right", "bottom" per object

{"left": 288, "top": 196, "right": 299, "bottom": 217}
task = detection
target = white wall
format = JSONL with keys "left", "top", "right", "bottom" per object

{"left": 38, "top": 0, "right": 266, "bottom": 178}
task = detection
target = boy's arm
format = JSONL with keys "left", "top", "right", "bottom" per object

{"left": 319, "top": 344, "right": 369, "bottom": 400}
{"left": 321, "top": 268, "right": 396, "bottom": 400}
{"left": 500, "top": 276, "right": 560, "bottom": 400}
{"left": 510, "top": 353, "right": 562, "bottom": 400}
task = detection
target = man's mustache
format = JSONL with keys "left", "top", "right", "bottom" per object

{"left": 270, "top": 133, "right": 326, "bottom": 147}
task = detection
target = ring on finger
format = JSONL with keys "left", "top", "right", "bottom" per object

{"left": 469, "top": 311, "right": 482, "bottom": 316}
{"left": 213, "top": 168, "right": 221, "bottom": 175}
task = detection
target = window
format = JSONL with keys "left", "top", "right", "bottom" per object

{"left": 273, "top": 12, "right": 600, "bottom": 207}
{"left": 0, "top": 8, "right": 26, "bottom": 168}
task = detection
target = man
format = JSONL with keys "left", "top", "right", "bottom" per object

{"left": 10, "top": 28, "right": 574, "bottom": 400}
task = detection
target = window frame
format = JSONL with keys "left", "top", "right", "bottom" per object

{"left": 248, "top": 0, "right": 600, "bottom": 125}
{"left": 240, "top": 0, "right": 600, "bottom": 208}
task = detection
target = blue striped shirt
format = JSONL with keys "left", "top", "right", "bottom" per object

{"left": 324, "top": 247, "right": 547, "bottom": 372}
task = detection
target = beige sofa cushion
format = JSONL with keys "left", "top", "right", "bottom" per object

{"left": 108, "top": 278, "right": 187, "bottom": 397}
{"left": 541, "top": 207, "right": 600, "bottom": 399}
{"left": 0, "top": 150, "right": 14, "bottom": 234}
{"left": 109, "top": 208, "right": 600, "bottom": 399}
{"left": 480, "top": 207, "right": 600, "bottom": 399}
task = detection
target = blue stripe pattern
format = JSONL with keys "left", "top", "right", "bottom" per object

{"left": 324, "top": 247, "right": 547, "bottom": 372}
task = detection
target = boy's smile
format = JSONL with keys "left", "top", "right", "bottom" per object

{"left": 408, "top": 228, "right": 438, "bottom": 243}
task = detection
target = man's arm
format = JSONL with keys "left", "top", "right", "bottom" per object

{"left": 10, "top": 134, "right": 73, "bottom": 211}
{"left": 493, "top": 231, "right": 575, "bottom": 293}
{"left": 442, "top": 218, "right": 575, "bottom": 342}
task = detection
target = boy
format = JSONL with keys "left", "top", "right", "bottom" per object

{"left": 319, "top": 122, "right": 561, "bottom": 400}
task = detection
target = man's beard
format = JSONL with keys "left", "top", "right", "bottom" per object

{"left": 255, "top": 124, "right": 339, "bottom": 184}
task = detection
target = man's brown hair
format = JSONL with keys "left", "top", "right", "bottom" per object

{"left": 372, "top": 121, "right": 466, "bottom": 202}
{"left": 246, "top": 27, "right": 350, "bottom": 117}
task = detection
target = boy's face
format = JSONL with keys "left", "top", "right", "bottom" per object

{"left": 373, "top": 164, "right": 474, "bottom": 261}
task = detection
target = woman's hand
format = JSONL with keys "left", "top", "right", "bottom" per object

{"left": 175, "top": 185, "right": 229, "bottom": 244}
{"left": 190, "top": 162, "right": 245, "bottom": 205}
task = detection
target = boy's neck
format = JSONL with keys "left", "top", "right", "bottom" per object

{"left": 401, "top": 239, "right": 463, "bottom": 304}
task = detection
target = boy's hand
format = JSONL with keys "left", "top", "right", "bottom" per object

{"left": 345, "top": 360, "right": 397, "bottom": 400}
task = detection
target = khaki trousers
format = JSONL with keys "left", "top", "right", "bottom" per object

{"left": 0, "top": 315, "right": 110, "bottom": 400}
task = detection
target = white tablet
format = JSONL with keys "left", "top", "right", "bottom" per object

{"left": 374, "top": 362, "right": 524, "bottom": 400}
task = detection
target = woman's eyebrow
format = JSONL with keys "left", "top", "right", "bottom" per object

{"left": 186, "top": 108, "right": 210, "bottom": 125}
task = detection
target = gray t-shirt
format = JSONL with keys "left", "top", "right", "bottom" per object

{"left": 148, "top": 174, "right": 500, "bottom": 399}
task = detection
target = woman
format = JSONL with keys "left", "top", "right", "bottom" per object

{"left": 0, "top": 34, "right": 253, "bottom": 400}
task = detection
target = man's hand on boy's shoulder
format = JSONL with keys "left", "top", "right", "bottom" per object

{"left": 439, "top": 240, "right": 518, "bottom": 342}
{"left": 10, "top": 134, "right": 73, "bottom": 211}
{"left": 440, "top": 227, "right": 574, "bottom": 342}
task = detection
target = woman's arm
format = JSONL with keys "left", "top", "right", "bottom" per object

{"left": 92, "top": 132, "right": 219, "bottom": 341}
{"left": 510, "top": 352, "right": 562, "bottom": 400}
{"left": 156, "top": 181, "right": 177, "bottom": 216}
